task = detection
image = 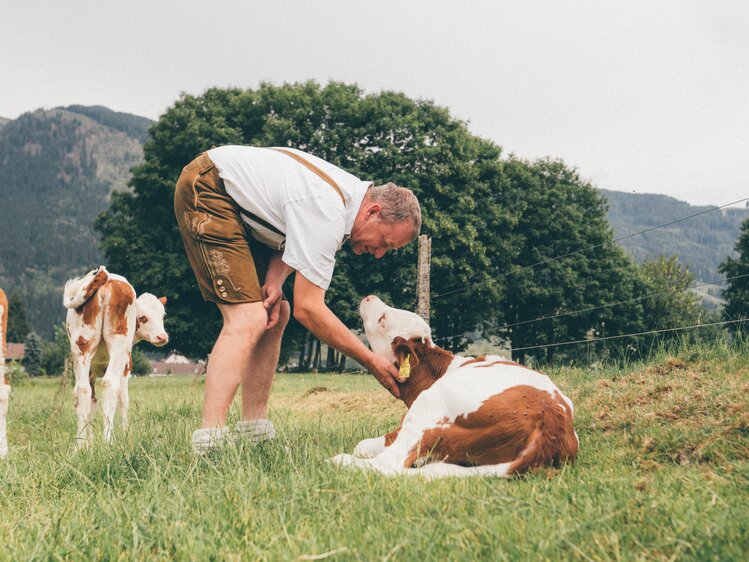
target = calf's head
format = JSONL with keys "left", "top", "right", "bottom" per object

{"left": 135, "top": 294, "right": 169, "bottom": 346}
{"left": 360, "top": 295, "right": 432, "bottom": 363}
{"left": 361, "top": 296, "right": 454, "bottom": 406}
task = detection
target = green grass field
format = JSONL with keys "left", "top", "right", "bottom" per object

{"left": 1, "top": 346, "right": 748, "bottom": 561}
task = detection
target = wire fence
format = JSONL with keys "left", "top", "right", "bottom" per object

{"left": 510, "top": 318, "right": 748, "bottom": 353}
{"left": 432, "top": 272, "right": 749, "bottom": 345}
{"left": 427, "top": 195, "right": 749, "bottom": 354}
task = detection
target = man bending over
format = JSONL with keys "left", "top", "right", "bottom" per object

{"left": 174, "top": 145, "right": 421, "bottom": 452}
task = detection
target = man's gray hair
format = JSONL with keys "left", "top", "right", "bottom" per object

{"left": 369, "top": 183, "right": 422, "bottom": 239}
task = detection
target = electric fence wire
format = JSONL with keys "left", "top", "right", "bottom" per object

{"left": 431, "top": 272, "right": 749, "bottom": 344}
{"left": 427, "top": 194, "right": 749, "bottom": 351}
{"left": 510, "top": 318, "right": 748, "bottom": 353}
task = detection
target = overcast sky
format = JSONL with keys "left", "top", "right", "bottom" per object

{"left": 2, "top": 1, "right": 747, "bottom": 206}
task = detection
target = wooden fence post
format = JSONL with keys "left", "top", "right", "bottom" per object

{"left": 417, "top": 235, "right": 431, "bottom": 323}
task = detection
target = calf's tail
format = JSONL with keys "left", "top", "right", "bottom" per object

{"left": 63, "top": 266, "right": 109, "bottom": 309}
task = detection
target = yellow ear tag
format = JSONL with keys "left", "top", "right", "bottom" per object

{"left": 398, "top": 354, "right": 411, "bottom": 382}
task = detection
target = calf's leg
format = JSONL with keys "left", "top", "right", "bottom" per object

{"left": 0, "top": 378, "right": 9, "bottom": 458}
{"left": 353, "top": 436, "right": 387, "bottom": 458}
{"left": 118, "top": 371, "right": 130, "bottom": 431}
{"left": 353, "top": 427, "right": 400, "bottom": 458}
{"left": 100, "top": 343, "right": 130, "bottom": 443}
{"left": 71, "top": 347, "right": 97, "bottom": 450}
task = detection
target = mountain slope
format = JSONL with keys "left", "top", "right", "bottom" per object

{"left": 600, "top": 189, "right": 749, "bottom": 283}
{"left": 62, "top": 105, "right": 152, "bottom": 143}
{"left": 0, "top": 107, "right": 151, "bottom": 338}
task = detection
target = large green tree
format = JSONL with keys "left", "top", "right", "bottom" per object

{"left": 22, "top": 332, "right": 44, "bottom": 376}
{"left": 96, "top": 82, "right": 520, "bottom": 359}
{"left": 493, "top": 158, "right": 647, "bottom": 363}
{"left": 719, "top": 218, "right": 749, "bottom": 333}
{"left": 638, "top": 256, "right": 703, "bottom": 329}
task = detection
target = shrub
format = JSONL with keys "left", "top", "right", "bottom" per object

{"left": 5, "top": 362, "right": 30, "bottom": 385}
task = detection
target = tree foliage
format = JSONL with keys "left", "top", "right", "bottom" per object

{"left": 6, "top": 292, "right": 31, "bottom": 343}
{"left": 719, "top": 218, "right": 749, "bottom": 332}
{"left": 638, "top": 256, "right": 702, "bottom": 328}
{"left": 131, "top": 347, "right": 151, "bottom": 376}
{"left": 41, "top": 323, "right": 70, "bottom": 376}
{"left": 22, "top": 332, "right": 44, "bottom": 376}
{"left": 497, "top": 159, "right": 647, "bottom": 363}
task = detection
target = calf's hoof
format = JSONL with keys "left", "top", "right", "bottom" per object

{"left": 329, "top": 453, "right": 357, "bottom": 467}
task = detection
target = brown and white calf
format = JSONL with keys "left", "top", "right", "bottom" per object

{"left": 331, "top": 296, "right": 578, "bottom": 478}
{"left": 64, "top": 266, "right": 168, "bottom": 449}
{"left": 0, "top": 288, "right": 9, "bottom": 457}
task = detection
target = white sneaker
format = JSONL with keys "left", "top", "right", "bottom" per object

{"left": 192, "top": 427, "right": 231, "bottom": 454}
{"left": 234, "top": 419, "right": 276, "bottom": 442}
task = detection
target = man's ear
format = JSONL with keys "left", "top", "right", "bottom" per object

{"left": 366, "top": 202, "right": 382, "bottom": 219}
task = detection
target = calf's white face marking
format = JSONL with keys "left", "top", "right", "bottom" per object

{"left": 360, "top": 295, "right": 431, "bottom": 362}
{"left": 135, "top": 294, "right": 169, "bottom": 346}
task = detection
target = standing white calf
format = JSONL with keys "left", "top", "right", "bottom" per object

{"left": 0, "top": 287, "right": 9, "bottom": 457}
{"left": 64, "top": 266, "right": 168, "bottom": 449}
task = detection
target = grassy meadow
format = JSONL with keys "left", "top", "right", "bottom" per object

{"left": 1, "top": 345, "right": 748, "bottom": 561}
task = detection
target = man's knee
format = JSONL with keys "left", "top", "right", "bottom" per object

{"left": 218, "top": 302, "right": 268, "bottom": 336}
{"left": 275, "top": 301, "right": 291, "bottom": 330}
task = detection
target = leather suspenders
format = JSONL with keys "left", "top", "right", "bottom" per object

{"left": 269, "top": 148, "right": 346, "bottom": 205}
{"left": 238, "top": 148, "right": 346, "bottom": 238}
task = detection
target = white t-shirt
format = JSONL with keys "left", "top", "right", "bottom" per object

{"left": 207, "top": 146, "right": 370, "bottom": 290}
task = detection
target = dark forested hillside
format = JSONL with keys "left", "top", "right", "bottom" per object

{"left": 0, "top": 107, "right": 151, "bottom": 338}
{"left": 62, "top": 105, "right": 152, "bottom": 143}
{"left": 600, "top": 189, "right": 749, "bottom": 283}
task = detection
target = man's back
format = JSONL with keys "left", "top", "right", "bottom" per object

{"left": 207, "top": 146, "right": 370, "bottom": 233}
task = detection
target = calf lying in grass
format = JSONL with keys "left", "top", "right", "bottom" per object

{"left": 332, "top": 296, "right": 578, "bottom": 478}
{"left": 64, "top": 266, "right": 168, "bottom": 450}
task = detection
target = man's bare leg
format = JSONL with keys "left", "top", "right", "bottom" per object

{"left": 241, "top": 301, "right": 290, "bottom": 421}
{"left": 201, "top": 302, "right": 268, "bottom": 429}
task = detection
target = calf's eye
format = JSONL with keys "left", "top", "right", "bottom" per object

{"left": 138, "top": 316, "right": 148, "bottom": 324}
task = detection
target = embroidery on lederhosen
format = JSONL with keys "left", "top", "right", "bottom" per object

{"left": 208, "top": 250, "right": 231, "bottom": 276}
{"left": 206, "top": 249, "right": 241, "bottom": 298}
{"left": 188, "top": 214, "right": 204, "bottom": 233}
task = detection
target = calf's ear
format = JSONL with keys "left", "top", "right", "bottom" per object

{"left": 158, "top": 296, "right": 167, "bottom": 306}
{"left": 392, "top": 337, "right": 420, "bottom": 368}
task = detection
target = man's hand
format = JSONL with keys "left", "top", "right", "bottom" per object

{"left": 367, "top": 353, "right": 401, "bottom": 399}
{"left": 292, "top": 273, "right": 400, "bottom": 399}
{"left": 262, "top": 283, "right": 284, "bottom": 329}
